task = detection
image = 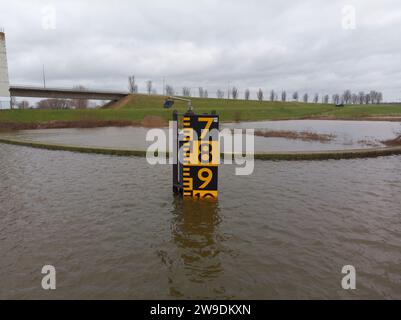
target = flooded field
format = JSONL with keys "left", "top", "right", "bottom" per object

{"left": 1, "top": 143, "right": 401, "bottom": 299}
{"left": 2, "top": 120, "right": 401, "bottom": 152}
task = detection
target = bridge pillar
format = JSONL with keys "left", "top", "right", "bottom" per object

{"left": 0, "top": 30, "right": 11, "bottom": 110}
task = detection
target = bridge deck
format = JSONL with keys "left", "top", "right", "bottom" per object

{"left": 9, "top": 86, "right": 129, "bottom": 101}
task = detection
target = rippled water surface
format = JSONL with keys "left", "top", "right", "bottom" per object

{"left": 1, "top": 143, "right": 401, "bottom": 299}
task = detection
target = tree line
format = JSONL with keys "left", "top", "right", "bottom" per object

{"left": 128, "top": 75, "right": 384, "bottom": 105}
{"left": 13, "top": 85, "right": 90, "bottom": 110}
{"left": 12, "top": 78, "right": 385, "bottom": 110}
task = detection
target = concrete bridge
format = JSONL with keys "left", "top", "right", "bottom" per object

{"left": 9, "top": 85, "right": 129, "bottom": 101}
{"left": 1, "top": 30, "right": 128, "bottom": 109}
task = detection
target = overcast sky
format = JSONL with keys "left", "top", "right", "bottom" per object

{"left": 1, "top": 0, "right": 401, "bottom": 101}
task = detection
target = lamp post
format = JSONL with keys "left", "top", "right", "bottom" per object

{"left": 165, "top": 96, "right": 193, "bottom": 113}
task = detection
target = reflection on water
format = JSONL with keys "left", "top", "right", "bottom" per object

{"left": 2, "top": 120, "right": 400, "bottom": 152}
{"left": 164, "top": 198, "right": 224, "bottom": 298}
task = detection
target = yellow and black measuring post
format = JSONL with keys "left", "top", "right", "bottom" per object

{"left": 169, "top": 97, "right": 219, "bottom": 200}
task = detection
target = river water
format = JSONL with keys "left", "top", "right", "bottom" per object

{"left": 3, "top": 120, "right": 401, "bottom": 152}
{"left": 1, "top": 143, "right": 400, "bottom": 299}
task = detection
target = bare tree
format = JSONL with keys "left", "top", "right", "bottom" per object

{"left": 257, "top": 88, "right": 263, "bottom": 101}
{"left": 323, "top": 94, "right": 329, "bottom": 104}
{"left": 128, "top": 75, "right": 138, "bottom": 93}
{"left": 231, "top": 87, "right": 239, "bottom": 100}
{"left": 61, "top": 99, "right": 73, "bottom": 109}
{"left": 17, "top": 100, "right": 30, "bottom": 109}
{"left": 216, "top": 89, "right": 224, "bottom": 99}
{"left": 351, "top": 93, "right": 358, "bottom": 104}
{"left": 182, "top": 87, "right": 191, "bottom": 97}
{"left": 165, "top": 85, "right": 174, "bottom": 96}
{"left": 244, "top": 89, "right": 250, "bottom": 100}
{"left": 343, "top": 90, "right": 352, "bottom": 104}
{"left": 369, "top": 90, "right": 377, "bottom": 104}
{"left": 36, "top": 99, "right": 48, "bottom": 109}
{"left": 37, "top": 98, "right": 72, "bottom": 109}
{"left": 281, "top": 90, "right": 287, "bottom": 102}
{"left": 198, "top": 87, "right": 205, "bottom": 98}
{"left": 72, "top": 85, "right": 88, "bottom": 109}
{"left": 204, "top": 89, "right": 208, "bottom": 98}
{"left": 369, "top": 90, "right": 383, "bottom": 104}
{"left": 358, "top": 92, "right": 365, "bottom": 104}
{"left": 303, "top": 93, "right": 309, "bottom": 103}
{"left": 313, "top": 93, "right": 319, "bottom": 103}
{"left": 376, "top": 92, "right": 383, "bottom": 104}
{"left": 10, "top": 97, "right": 16, "bottom": 109}
{"left": 364, "top": 93, "right": 371, "bottom": 104}
{"left": 332, "top": 94, "right": 340, "bottom": 105}
{"left": 292, "top": 91, "right": 299, "bottom": 101}
{"left": 269, "top": 90, "right": 275, "bottom": 102}
{"left": 146, "top": 80, "right": 153, "bottom": 95}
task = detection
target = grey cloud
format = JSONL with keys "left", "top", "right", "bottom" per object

{"left": 1, "top": 0, "right": 400, "bottom": 100}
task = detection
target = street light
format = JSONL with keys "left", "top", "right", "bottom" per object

{"left": 163, "top": 96, "right": 193, "bottom": 113}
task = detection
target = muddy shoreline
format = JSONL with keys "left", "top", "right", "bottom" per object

{"left": 306, "top": 115, "right": 401, "bottom": 122}
{"left": 0, "top": 120, "right": 140, "bottom": 131}
{"left": 255, "top": 129, "right": 336, "bottom": 142}
{"left": 383, "top": 135, "right": 401, "bottom": 146}
{"left": 1, "top": 136, "right": 401, "bottom": 161}
{"left": 1, "top": 116, "right": 400, "bottom": 131}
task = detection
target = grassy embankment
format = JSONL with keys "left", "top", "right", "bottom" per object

{"left": 1, "top": 94, "right": 401, "bottom": 129}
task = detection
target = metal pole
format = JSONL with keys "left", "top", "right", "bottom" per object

{"left": 42, "top": 64, "right": 46, "bottom": 88}
{"left": 172, "top": 110, "right": 179, "bottom": 194}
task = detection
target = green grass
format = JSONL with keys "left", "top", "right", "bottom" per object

{"left": 1, "top": 94, "right": 401, "bottom": 125}
{"left": 0, "top": 109, "right": 146, "bottom": 123}
{"left": 121, "top": 95, "right": 338, "bottom": 121}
